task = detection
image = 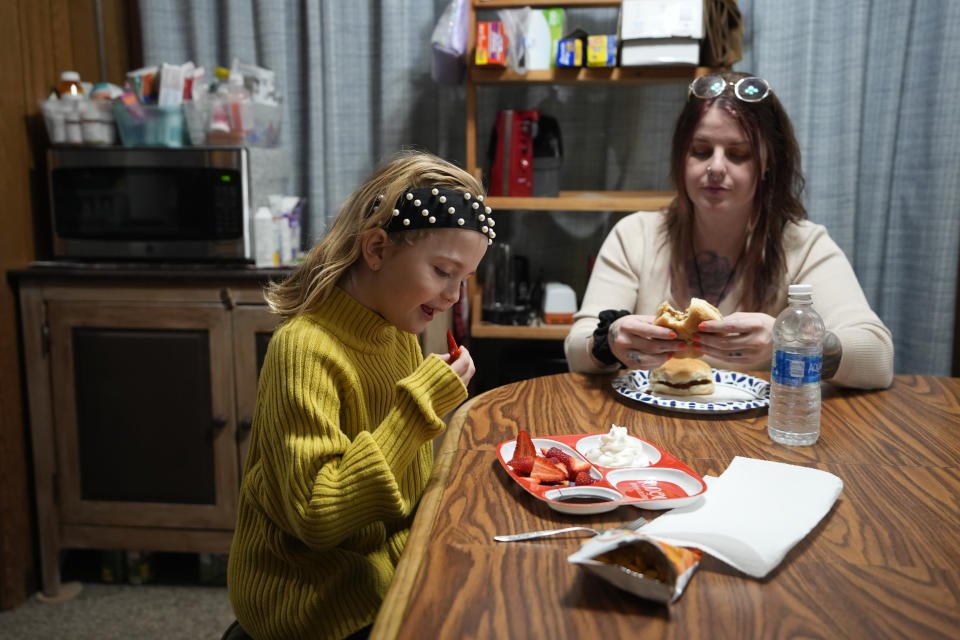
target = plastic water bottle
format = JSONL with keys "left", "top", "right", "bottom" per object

{"left": 768, "top": 284, "right": 825, "bottom": 446}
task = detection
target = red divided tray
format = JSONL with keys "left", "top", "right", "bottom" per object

{"left": 496, "top": 433, "right": 707, "bottom": 515}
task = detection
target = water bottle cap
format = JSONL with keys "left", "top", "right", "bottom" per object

{"left": 789, "top": 284, "right": 813, "bottom": 296}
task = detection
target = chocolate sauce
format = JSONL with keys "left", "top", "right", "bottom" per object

{"left": 554, "top": 495, "right": 616, "bottom": 504}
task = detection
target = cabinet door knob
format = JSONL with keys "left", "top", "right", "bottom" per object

{"left": 238, "top": 418, "right": 253, "bottom": 432}
{"left": 208, "top": 415, "right": 229, "bottom": 442}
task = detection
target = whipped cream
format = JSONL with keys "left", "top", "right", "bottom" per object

{"left": 583, "top": 425, "right": 651, "bottom": 468}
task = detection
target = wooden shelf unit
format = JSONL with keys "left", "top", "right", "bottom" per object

{"left": 465, "top": 0, "right": 712, "bottom": 340}
{"left": 468, "top": 276, "right": 571, "bottom": 340}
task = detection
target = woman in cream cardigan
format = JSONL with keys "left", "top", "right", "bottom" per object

{"left": 565, "top": 71, "right": 893, "bottom": 390}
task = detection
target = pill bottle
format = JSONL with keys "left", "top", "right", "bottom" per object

{"left": 58, "top": 71, "right": 84, "bottom": 98}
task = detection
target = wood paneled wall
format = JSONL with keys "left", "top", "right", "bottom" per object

{"left": 0, "top": 0, "right": 138, "bottom": 610}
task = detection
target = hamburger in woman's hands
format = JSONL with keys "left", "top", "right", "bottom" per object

{"left": 653, "top": 298, "right": 723, "bottom": 346}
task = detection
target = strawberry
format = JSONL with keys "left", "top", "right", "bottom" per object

{"left": 543, "top": 447, "right": 571, "bottom": 468}
{"left": 507, "top": 456, "right": 534, "bottom": 476}
{"left": 544, "top": 447, "right": 593, "bottom": 480}
{"left": 575, "top": 470, "right": 598, "bottom": 486}
{"left": 568, "top": 457, "right": 592, "bottom": 475}
{"left": 511, "top": 430, "right": 536, "bottom": 461}
{"left": 446, "top": 329, "right": 461, "bottom": 360}
{"left": 529, "top": 456, "right": 568, "bottom": 484}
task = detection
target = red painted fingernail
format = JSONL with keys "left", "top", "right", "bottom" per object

{"left": 698, "top": 323, "right": 706, "bottom": 330}
{"left": 669, "top": 331, "right": 677, "bottom": 339}
{"left": 667, "top": 353, "right": 674, "bottom": 360}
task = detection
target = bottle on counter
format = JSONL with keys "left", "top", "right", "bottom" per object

{"left": 253, "top": 206, "right": 279, "bottom": 268}
{"left": 768, "top": 284, "right": 825, "bottom": 446}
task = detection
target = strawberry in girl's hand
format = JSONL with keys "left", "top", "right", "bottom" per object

{"left": 446, "top": 329, "right": 461, "bottom": 360}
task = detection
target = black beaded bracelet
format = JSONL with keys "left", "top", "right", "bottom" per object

{"left": 591, "top": 309, "right": 630, "bottom": 366}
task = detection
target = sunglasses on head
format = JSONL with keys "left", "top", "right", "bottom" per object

{"left": 688, "top": 74, "right": 772, "bottom": 102}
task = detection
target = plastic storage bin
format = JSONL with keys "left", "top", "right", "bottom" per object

{"left": 249, "top": 102, "right": 283, "bottom": 147}
{"left": 113, "top": 103, "right": 186, "bottom": 147}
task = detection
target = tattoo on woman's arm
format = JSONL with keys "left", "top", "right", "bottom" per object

{"left": 822, "top": 331, "right": 842, "bottom": 380}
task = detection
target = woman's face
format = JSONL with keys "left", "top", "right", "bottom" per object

{"left": 372, "top": 228, "right": 488, "bottom": 334}
{"left": 684, "top": 104, "right": 761, "bottom": 225}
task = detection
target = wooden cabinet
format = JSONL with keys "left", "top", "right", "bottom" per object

{"left": 12, "top": 267, "right": 283, "bottom": 598}
{"left": 465, "top": 0, "right": 714, "bottom": 340}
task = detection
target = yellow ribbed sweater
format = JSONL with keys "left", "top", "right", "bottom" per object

{"left": 227, "top": 286, "right": 467, "bottom": 640}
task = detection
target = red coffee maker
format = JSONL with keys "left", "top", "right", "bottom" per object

{"left": 487, "top": 109, "right": 539, "bottom": 197}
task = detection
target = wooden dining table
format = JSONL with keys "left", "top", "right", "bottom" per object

{"left": 370, "top": 372, "right": 960, "bottom": 639}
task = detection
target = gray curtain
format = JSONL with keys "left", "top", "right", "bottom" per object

{"left": 139, "top": 0, "right": 461, "bottom": 243}
{"left": 737, "top": 0, "right": 960, "bottom": 378}
{"left": 140, "top": 0, "right": 960, "bottom": 377}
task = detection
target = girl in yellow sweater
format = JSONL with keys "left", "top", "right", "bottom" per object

{"left": 225, "top": 151, "right": 494, "bottom": 640}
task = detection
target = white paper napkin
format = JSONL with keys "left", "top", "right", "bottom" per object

{"left": 638, "top": 456, "right": 843, "bottom": 578}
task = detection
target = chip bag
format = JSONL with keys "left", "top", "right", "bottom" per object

{"left": 568, "top": 529, "right": 701, "bottom": 604}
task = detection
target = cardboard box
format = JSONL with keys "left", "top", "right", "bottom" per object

{"left": 621, "top": 38, "right": 701, "bottom": 66}
{"left": 619, "top": 0, "right": 704, "bottom": 40}
{"left": 556, "top": 37, "right": 583, "bottom": 67}
{"left": 619, "top": 0, "right": 703, "bottom": 66}
{"left": 587, "top": 35, "right": 617, "bottom": 67}
{"left": 476, "top": 21, "right": 507, "bottom": 67}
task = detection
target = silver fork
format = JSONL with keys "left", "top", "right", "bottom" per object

{"left": 493, "top": 515, "right": 648, "bottom": 542}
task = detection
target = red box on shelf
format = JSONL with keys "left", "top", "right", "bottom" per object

{"left": 475, "top": 21, "right": 507, "bottom": 67}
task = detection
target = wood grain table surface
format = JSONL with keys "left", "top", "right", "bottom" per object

{"left": 371, "top": 373, "right": 960, "bottom": 639}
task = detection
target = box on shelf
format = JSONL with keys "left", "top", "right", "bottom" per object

{"left": 556, "top": 36, "right": 584, "bottom": 67}
{"left": 621, "top": 38, "right": 702, "bottom": 66}
{"left": 475, "top": 21, "right": 507, "bottom": 67}
{"left": 618, "top": 0, "right": 704, "bottom": 66}
{"left": 587, "top": 35, "right": 617, "bottom": 67}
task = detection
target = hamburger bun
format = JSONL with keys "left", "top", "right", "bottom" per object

{"left": 653, "top": 298, "right": 723, "bottom": 343}
{"left": 649, "top": 357, "right": 715, "bottom": 396}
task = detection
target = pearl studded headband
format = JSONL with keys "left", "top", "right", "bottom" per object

{"left": 381, "top": 187, "right": 496, "bottom": 244}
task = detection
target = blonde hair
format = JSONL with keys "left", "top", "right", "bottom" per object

{"left": 265, "top": 150, "right": 485, "bottom": 320}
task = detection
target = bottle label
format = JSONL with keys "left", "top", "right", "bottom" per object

{"left": 772, "top": 351, "right": 822, "bottom": 386}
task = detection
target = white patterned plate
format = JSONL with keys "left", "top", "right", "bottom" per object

{"left": 612, "top": 368, "right": 770, "bottom": 414}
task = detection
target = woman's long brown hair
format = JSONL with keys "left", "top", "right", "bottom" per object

{"left": 663, "top": 70, "right": 807, "bottom": 310}
{"left": 264, "top": 150, "right": 484, "bottom": 320}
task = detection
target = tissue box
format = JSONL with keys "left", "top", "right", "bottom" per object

{"left": 475, "top": 21, "right": 507, "bottom": 67}
{"left": 619, "top": 0, "right": 703, "bottom": 66}
{"left": 587, "top": 35, "right": 617, "bottom": 67}
{"left": 543, "top": 282, "right": 577, "bottom": 324}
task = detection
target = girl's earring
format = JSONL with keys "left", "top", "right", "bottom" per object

{"left": 372, "top": 263, "right": 381, "bottom": 271}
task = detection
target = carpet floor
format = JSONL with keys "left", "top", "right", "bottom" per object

{"left": 0, "top": 551, "right": 235, "bottom": 639}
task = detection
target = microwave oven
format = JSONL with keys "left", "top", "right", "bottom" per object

{"left": 47, "top": 146, "right": 289, "bottom": 262}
